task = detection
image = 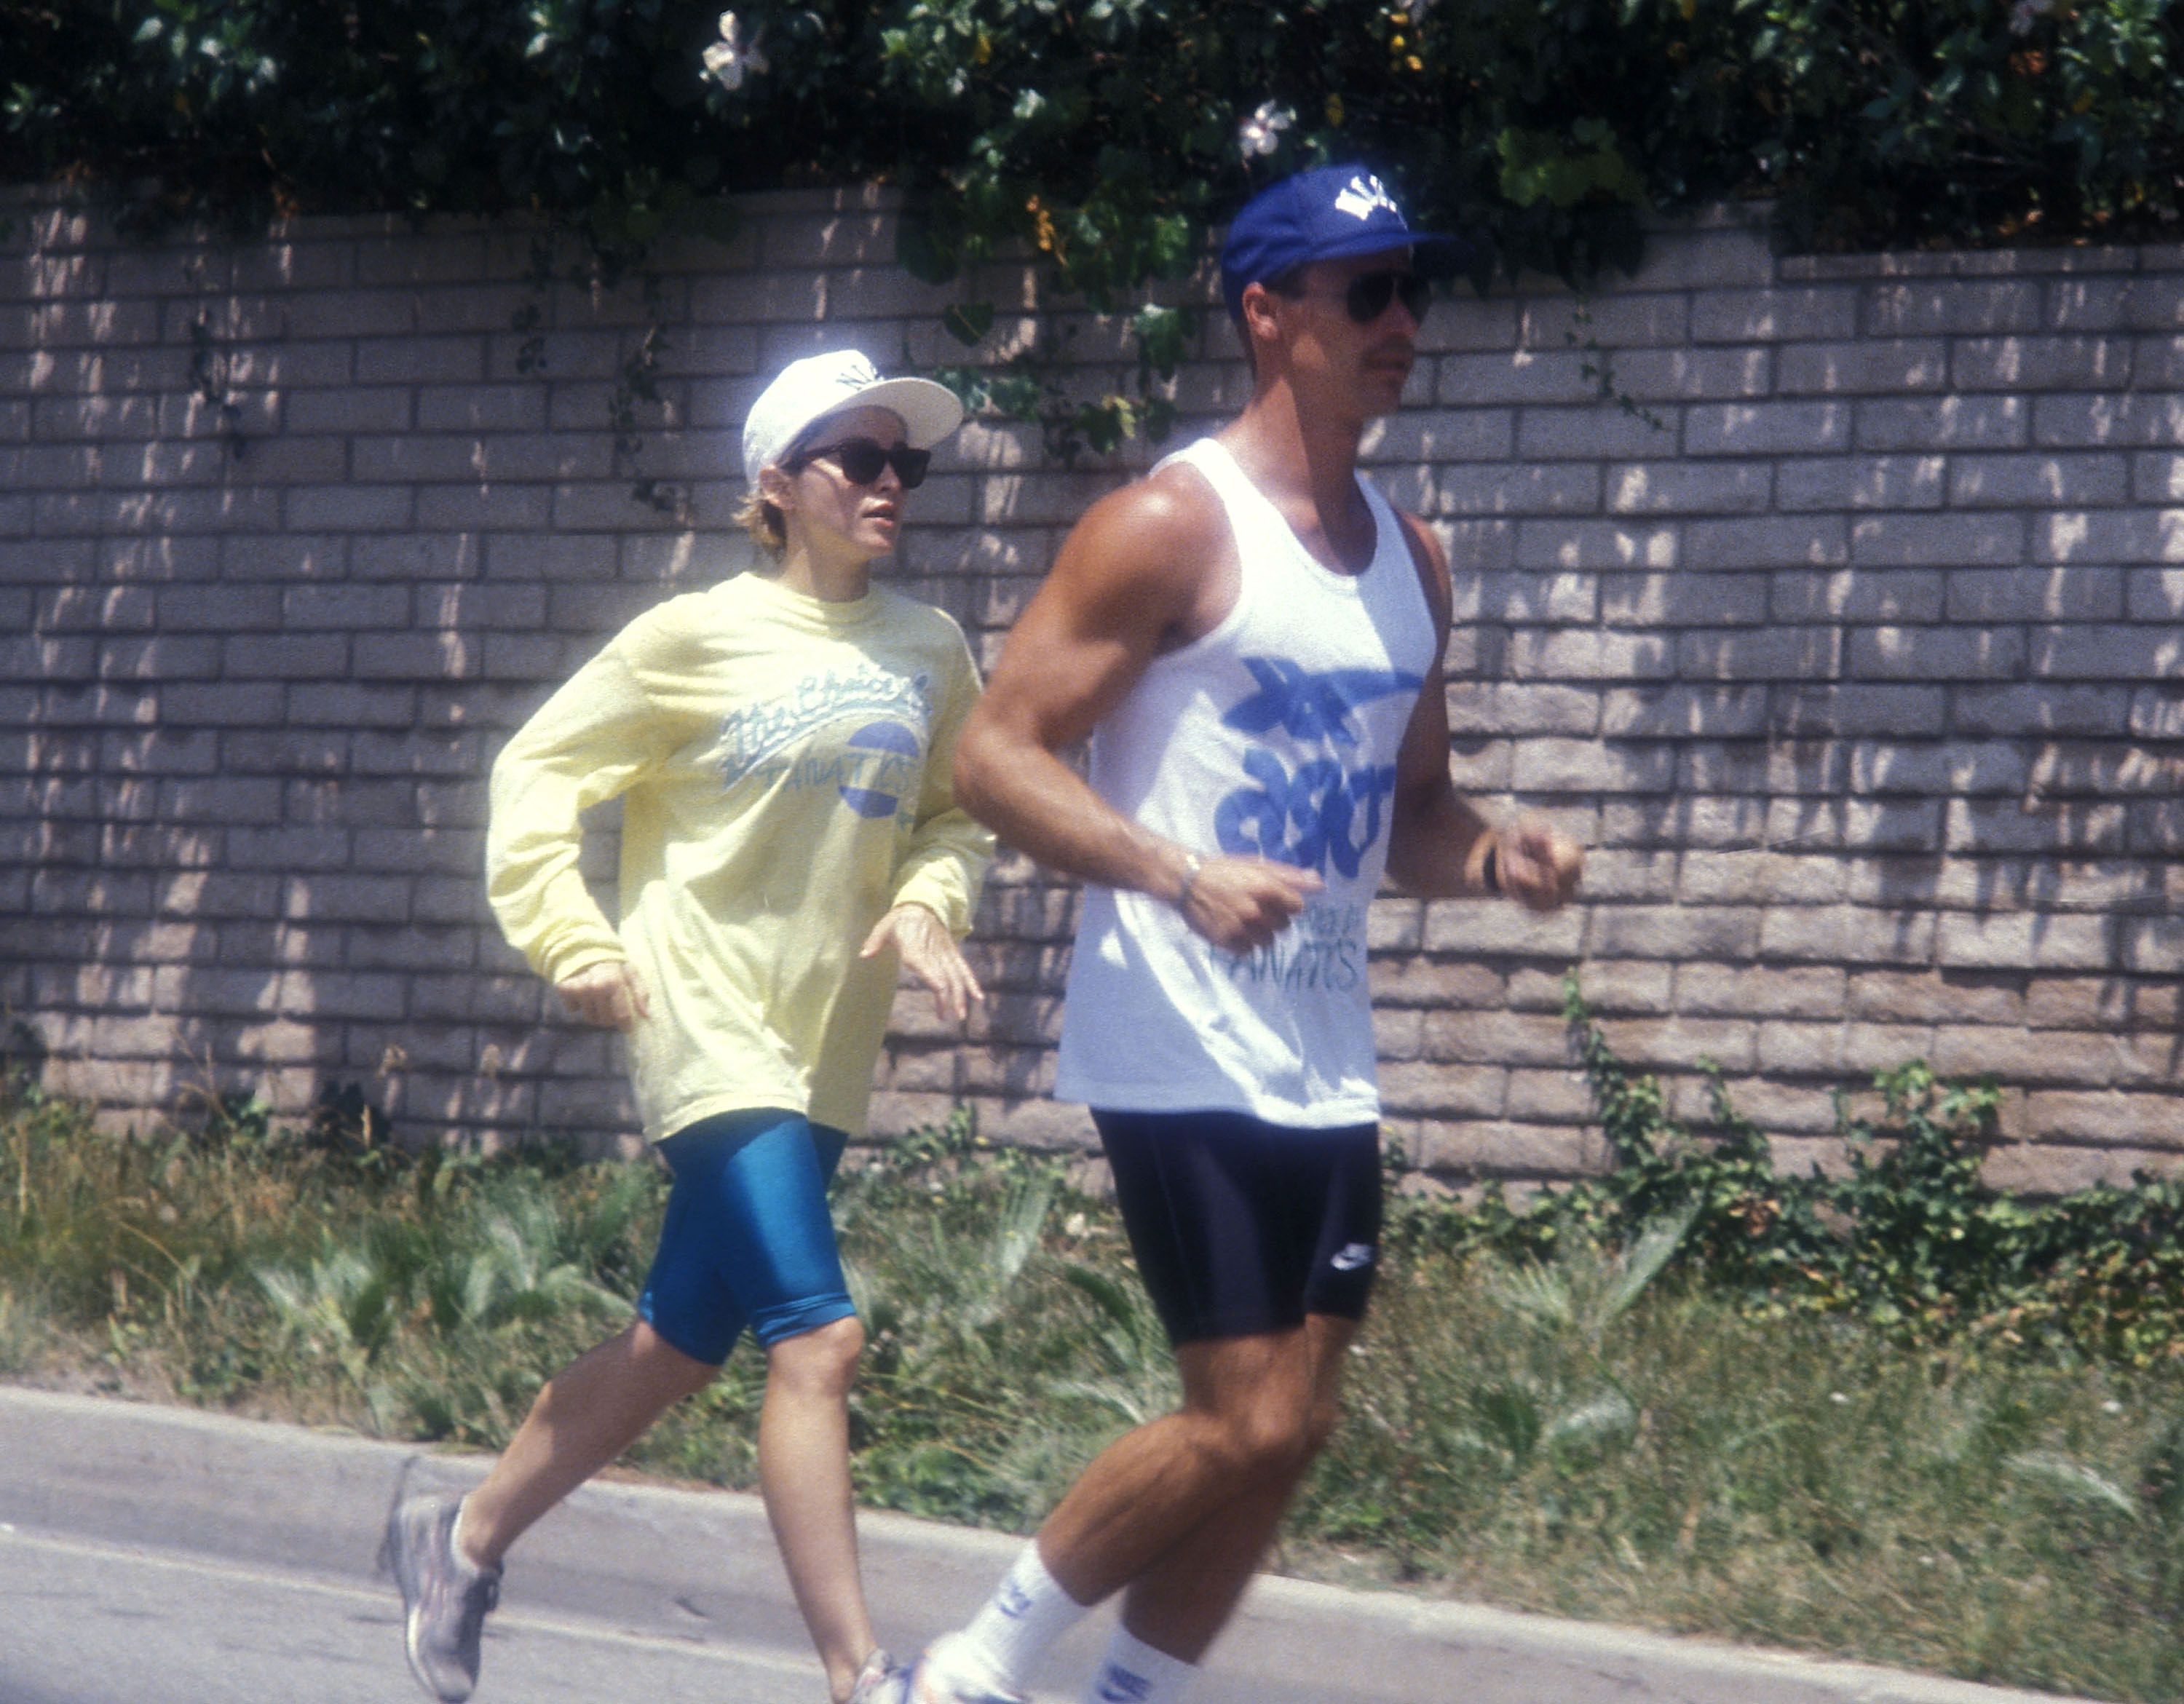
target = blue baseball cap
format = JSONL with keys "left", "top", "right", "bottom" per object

{"left": 1219, "top": 164, "right": 1472, "bottom": 320}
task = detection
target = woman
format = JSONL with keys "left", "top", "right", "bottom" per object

{"left": 386, "top": 350, "right": 993, "bottom": 1704}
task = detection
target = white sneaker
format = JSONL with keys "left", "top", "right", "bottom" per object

{"left": 887, "top": 1636, "right": 1030, "bottom": 1704}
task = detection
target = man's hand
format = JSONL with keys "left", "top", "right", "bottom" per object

{"left": 860, "top": 902, "right": 986, "bottom": 1025}
{"left": 1179, "top": 855, "right": 1324, "bottom": 954}
{"left": 556, "top": 961, "right": 651, "bottom": 1031}
{"left": 1497, "top": 817, "right": 1583, "bottom": 913}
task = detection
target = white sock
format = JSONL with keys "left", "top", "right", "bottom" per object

{"left": 1080, "top": 1627, "right": 1195, "bottom": 1704}
{"left": 448, "top": 1496, "right": 489, "bottom": 1574}
{"left": 944, "top": 1542, "right": 1088, "bottom": 1692}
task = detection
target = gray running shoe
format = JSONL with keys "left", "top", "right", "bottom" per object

{"left": 382, "top": 1492, "right": 502, "bottom": 1703}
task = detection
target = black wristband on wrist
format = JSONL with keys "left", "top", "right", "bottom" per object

{"left": 1481, "top": 841, "right": 1502, "bottom": 895}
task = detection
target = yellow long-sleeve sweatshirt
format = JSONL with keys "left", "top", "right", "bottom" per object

{"left": 486, "top": 571, "right": 992, "bottom": 1142}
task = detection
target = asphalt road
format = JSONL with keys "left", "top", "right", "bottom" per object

{"left": 0, "top": 1523, "right": 819, "bottom": 1704}
{"left": 0, "top": 1388, "right": 2090, "bottom": 1704}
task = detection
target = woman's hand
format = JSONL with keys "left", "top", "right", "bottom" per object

{"left": 555, "top": 961, "right": 651, "bottom": 1031}
{"left": 859, "top": 903, "right": 986, "bottom": 1025}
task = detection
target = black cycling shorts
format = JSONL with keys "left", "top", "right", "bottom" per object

{"left": 1092, "top": 1108, "right": 1382, "bottom": 1347}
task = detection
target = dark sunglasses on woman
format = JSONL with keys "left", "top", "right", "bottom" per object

{"left": 792, "top": 437, "right": 933, "bottom": 489}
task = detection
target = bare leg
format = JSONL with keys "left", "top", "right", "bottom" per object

{"left": 1034, "top": 1315, "right": 1355, "bottom": 1637}
{"left": 459, "top": 1320, "right": 716, "bottom": 1567}
{"left": 1116, "top": 1315, "right": 1357, "bottom": 1661}
{"left": 758, "top": 1315, "right": 877, "bottom": 1703}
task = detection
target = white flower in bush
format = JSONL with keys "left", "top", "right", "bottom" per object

{"left": 702, "top": 12, "right": 768, "bottom": 91}
{"left": 1237, "top": 100, "right": 1293, "bottom": 159}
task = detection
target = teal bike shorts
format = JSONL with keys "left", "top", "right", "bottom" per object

{"left": 636, "top": 1107, "right": 856, "bottom": 1364}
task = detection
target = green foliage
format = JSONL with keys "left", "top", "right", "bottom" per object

{"left": 6, "top": 1074, "right": 2184, "bottom": 1693}
{"left": 4, "top": 3, "right": 2178, "bottom": 456}
{"left": 1421, "top": 980, "right": 2184, "bottom": 1366}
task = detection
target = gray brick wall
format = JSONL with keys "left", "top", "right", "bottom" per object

{"left": 4, "top": 190, "right": 2179, "bottom": 1191}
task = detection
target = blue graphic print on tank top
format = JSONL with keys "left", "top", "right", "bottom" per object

{"left": 1214, "top": 659, "right": 1421, "bottom": 879}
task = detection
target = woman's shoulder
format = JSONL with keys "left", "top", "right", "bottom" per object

{"left": 871, "top": 583, "right": 973, "bottom": 650}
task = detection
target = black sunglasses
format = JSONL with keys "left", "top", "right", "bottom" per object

{"left": 1286, "top": 269, "right": 1433, "bottom": 325}
{"left": 792, "top": 437, "right": 932, "bottom": 489}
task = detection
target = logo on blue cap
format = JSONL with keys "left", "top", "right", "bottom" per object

{"left": 1219, "top": 162, "right": 1468, "bottom": 320}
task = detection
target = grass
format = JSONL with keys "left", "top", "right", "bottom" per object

{"left": 0, "top": 1079, "right": 2178, "bottom": 1701}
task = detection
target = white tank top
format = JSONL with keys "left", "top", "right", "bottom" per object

{"left": 1053, "top": 437, "right": 1436, "bottom": 1127}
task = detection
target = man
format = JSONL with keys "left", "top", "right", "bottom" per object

{"left": 902, "top": 165, "right": 1584, "bottom": 1704}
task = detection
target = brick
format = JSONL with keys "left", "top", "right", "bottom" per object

{"left": 221, "top": 634, "right": 349, "bottom": 681}
{"left": 1682, "top": 401, "right": 1851, "bottom": 458}
{"left": 1951, "top": 452, "right": 2127, "bottom": 509}
{"left": 1679, "top": 850, "right": 1845, "bottom": 905}
{"left": 1778, "top": 339, "right": 1947, "bottom": 395}
{"left": 1950, "top": 683, "right": 2127, "bottom": 736}
{"left": 1520, "top": 293, "right": 1690, "bottom": 350}
{"left": 1513, "top": 520, "right": 1677, "bottom": 574}
{"left": 1677, "top": 962, "right": 1844, "bottom": 1018}
{"left": 1935, "top": 912, "right": 2113, "bottom": 971}
{"left": 1684, "top": 515, "right": 1847, "bottom": 569}
{"left": 1604, "top": 571, "right": 1769, "bottom": 627}
{"left": 282, "top": 584, "right": 412, "bottom": 629}
{"left": 1597, "top": 685, "right": 1768, "bottom": 740}
{"left": 1862, "top": 280, "right": 2041, "bottom": 336}
{"left": 2027, "top": 1091, "right": 2184, "bottom": 1149}
{"left": 1434, "top": 463, "right": 1602, "bottom": 517}
{"left": 1538, "top": 960, "right": 1674, "bottom": 1015}
{"left": 1852, "top": 970, "right": 2022, "bottom": 1026}
{"left": 1857, "top": 395, "right": 2029, "bottom": 452}
{"left": 1504, "top": 629, "right": 1674, "bottom": 681}
{"left": 2035, "top": 508, "right": 2184, "bottom": 565}
{"left": 1681, "top": 627, "right": 1840, "bottom": 681}
{"left": 1443, "top": 682, "right": 1599, "bottom": 737}
{"left": 2029, "top": 623, "right": 2178, "bottom": 680}
{"left": 1950, "top": 566, "right": 2120, "bottom": 622}
{"left": 1776, "top": 455, "right": 1946, "bottom": 512}
{"left": 1587, "top": 904, "right": 1760, "bottom": 959}
{"left": 1481, "top": 570, "right": 1597, "bottom": 623}
{"left": 1945, "top": 796, "right": 2126, "bottom": 854}
{"left": 1951, "top": 336, "right": 2132, "bottom": 392}
{"left": 285, "top": 485, "right": 416, "bottom": 531}
{"left": 1517, "top": 406, "right": 1670, "bottom": 460}
{"left": 1414, "top": 1120, "right": 1601, "bottom": 1181}
{"left": 2033, "top": 392, "right": 2184, "bottom": 448}
{"left": 1774, "top": 681, "right": 1948, "bottom": 737}
{"left": 1848, "top": 512, "right": 2024, "bottom": 571}
{"left": 1438, "top": 349, "right": 1600, "bottom": 407}
{"left": 1849, "top": 625, "right": 2022, "bottom": 681}
{"left": 353, "top": 336, "right": 484, "bottom": 384}
{"left": 1757, "top": 905, "right": 1936, "bottom": 964}
{"left": 1362, "top": 408, "right": 1514, "bottom": 464}
{"left": 1508, "top": 739, "right": 1676, "bottom": 793}
{"left": 1691, "top": 288, "right": 1859, "bottom": 344}
{"left": 1605, "top": 459, "right": 1771, "bottom": 515}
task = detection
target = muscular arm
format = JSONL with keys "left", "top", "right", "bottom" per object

{"left": 954, "top": 469, "right": 1321, "bottom": 951}
{"left": 1383, "top": 512, "right": 1583, "bottom": 910}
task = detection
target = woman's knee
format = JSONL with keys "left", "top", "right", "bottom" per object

{"left": 766, "top": 1312, "right": 865, "bottom": 1395}
{"left": 628, "top": 1320, "right": 722, "bottom": 1400}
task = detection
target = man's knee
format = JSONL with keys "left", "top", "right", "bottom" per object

{"left": 1203, "top": 1395, "right": 1320, "bottom": 1488}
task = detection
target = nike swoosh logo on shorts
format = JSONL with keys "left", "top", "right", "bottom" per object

{"left": 1330, "top": 1243, "right": 1376, "bottom": 1272}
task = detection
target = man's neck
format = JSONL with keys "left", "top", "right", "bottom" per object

{"left": 1219, "top": 379, "right": 1374, "bottom": 569}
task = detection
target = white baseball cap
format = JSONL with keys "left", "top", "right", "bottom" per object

{"left": 740, "top": 349, "right": 965, "bottom": 486}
